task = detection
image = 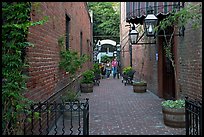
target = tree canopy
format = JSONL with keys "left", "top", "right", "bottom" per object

{"left": 87, "top": 2, "right": 120, "bottom": 43}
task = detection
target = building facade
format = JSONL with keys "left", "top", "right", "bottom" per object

{"left": 120, "top": 2, "right": 202, "bottom": 101}
{"left": 24, "top": 2, "right": 93, "bottom": 102}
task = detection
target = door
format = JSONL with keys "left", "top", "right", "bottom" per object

{"left": 158, "top": 33, "right": 175, "bottom": 100}
{"left": 163, "top": 54, "right": 175, "bottom": 100}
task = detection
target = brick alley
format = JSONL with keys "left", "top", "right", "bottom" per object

{"left": 80, "top": 77, "right": 186, "bottom": 135}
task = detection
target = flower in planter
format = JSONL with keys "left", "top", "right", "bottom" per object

{"left": 161, "top": 99, "right": 186, "bottom": 128}
{"left": 161, "top": 99, "right": 185, "bottom": 108}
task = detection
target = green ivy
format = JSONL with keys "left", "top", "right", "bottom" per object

{"left": 154, "top": 3, "right": 202, "bottom": 63}
{"left": 59, "top": 50, "right": 88, "bottom": 77}
{"left": 2, "top": 2, "right": 48, "bottom": 135}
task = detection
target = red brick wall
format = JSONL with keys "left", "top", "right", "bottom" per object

{"left": 25, "top": 2, "right": 93, "bottom": 102}
{"left": 131, "top": 43, "right": 158, "bottom": 96}
{"left": 177, "top": 6, "right": 202, "bottom": 101}
{"left": 120, "top": 3, "right": 158, "bottom": 95}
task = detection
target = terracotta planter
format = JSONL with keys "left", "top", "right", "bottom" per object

{"left": 162, "top": 107, "right": 185, "bottom": 128}
{"left": 132, "top": 81, "right": 147, "bottom": 93}
{"left": 80, "top": 83, "right": 94, "bottom": 93}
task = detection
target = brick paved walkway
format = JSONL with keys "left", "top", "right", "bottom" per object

{"left": 79, "top": 77, "right": 186, "bottom": 135}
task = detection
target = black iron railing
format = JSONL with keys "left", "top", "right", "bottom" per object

{"left": 185, "top": 97, "right": 202, "bottom": 135}
{"left": 23, "top": 98, "right": 89, "bottom": 135}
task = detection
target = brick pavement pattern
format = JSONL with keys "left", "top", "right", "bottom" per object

{"left": 79, "top": 77, "right": 186, "bottom": 135}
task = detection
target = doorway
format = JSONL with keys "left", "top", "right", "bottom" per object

{"left": 158, "top": 32, "right": 175, "bottom": 100}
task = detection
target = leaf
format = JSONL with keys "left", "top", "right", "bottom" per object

{"left": 34, "top": 112, "right": 40, "bottom": 119}
{"left": 26, "top": 118, "right": 31, "bottom": 123}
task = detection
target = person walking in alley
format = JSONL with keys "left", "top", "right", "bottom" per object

{"left": 105, "top": 60, "right": 111, "bottom": 79}
{"left": 111, "top": 58, "right": 118, "bottom": 79}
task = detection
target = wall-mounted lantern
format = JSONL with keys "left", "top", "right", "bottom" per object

{"left": 129, "top": 24, "right": 139, "bottom": 44}
{"left": 129, "top": 6, "right": 158, "bottom": 44}
{"left": 144, "top": 6, "right": 158, "bottom": 37}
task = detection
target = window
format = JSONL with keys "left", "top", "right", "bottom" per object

{"left": 66, "top": 14, "right": 70, "bottom": 50}
{"left": 80, "top": 31, "right": 83, "bottom": 56}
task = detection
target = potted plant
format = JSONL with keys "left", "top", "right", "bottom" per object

{"left": 122, "top": 66, "right": 135, "bottom": 85}
{"left": 122, "top": 66, "right": 133, "bottom": 75}
{"left": 93, "top": 63, "right": 101, "bottom": 86}
{"left": 80, "top": 70, "right": 94, "bottom": 93}
{"left": 61, "top": 90, "right": 79, "bottom": 102}
{"left": 61, "top": 90, "right": 81, "bottom": 118}
{"left": 161, "top": 99, "right": 185, "bottom": 128}
{"left": 132, "top": 80, "right": 147, "bottom": 93}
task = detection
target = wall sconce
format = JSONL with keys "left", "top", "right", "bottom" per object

{"left": 128, "top": 5, "right": 185, "bottom": 45}
{"left": 144, "top": 6, "right": 158, "bottom": 37}
{"left": 129, "top": 6, "right": 158, "bottom": 45}
{"left": 129, "top": 24, "right": 139, "bottom": 44}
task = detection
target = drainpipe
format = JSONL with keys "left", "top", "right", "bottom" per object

{"left": 129, "top": 43, "right": 132, "bottom": 67}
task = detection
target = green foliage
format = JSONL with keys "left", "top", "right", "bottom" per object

{"left": 2, "top": 2, "right": 48, "bottom": 135}
{"left": 155, "top": 3, "right": 202, "bottom": 32}
{"left": 122, "top": 66, "right": 133, "bottom": 75}
{"left": 58, "top": 35, "right": 65, "bottom": 48}
{"left": 93, "top": 63, "right": 101, "bottom": 74}
{"left": 58, "top": 34, "right": 89, "bottom": 76}
{"left": 161, "top": 99, "right": 185, "bottom": 108}
{"left": 61, "top": 90, "right": 79, "bottom": 102}
{"left": 81, "top": 70, "right": 95, "bottom": 84}
{"left": 87, "top": 2, "right": 120, "bottom": 42}
{"left": 59, "top": 50, "right": 88, "bottom": 77}
{"left": 100, "top": 55, "right": 111, "bottom": 63}
{"left": 154, "top": 3, "right": 202, "bottom": 64}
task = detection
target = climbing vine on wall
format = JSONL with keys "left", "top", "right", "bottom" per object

{"left": 58, "top": 36, "right": 89, "bottom": 78}
{"left": 2, "top": 2, "right": 48, "bottom": 135}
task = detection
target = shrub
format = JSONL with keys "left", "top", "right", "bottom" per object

{"left": 101, "top": 55, "right": 111, "bottom": 63}
{"left": 93, "top": 63, "right": 101, "bottom": 74}
{"left": 81, "top": 70, "right": 94, "bottom": 84}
